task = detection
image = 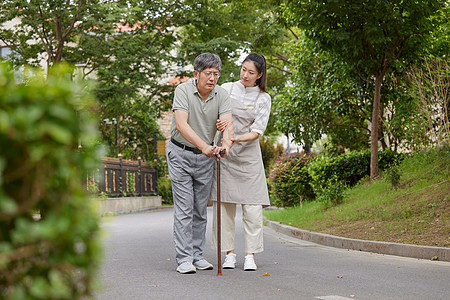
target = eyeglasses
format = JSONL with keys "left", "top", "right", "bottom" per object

{"left": 202, "top": 71, "right": 221, "bottom": 79}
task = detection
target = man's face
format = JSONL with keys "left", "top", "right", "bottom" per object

{"left": 194, "top": 67, "right": 220, "bottom": 93}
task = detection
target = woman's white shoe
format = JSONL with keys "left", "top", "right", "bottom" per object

{"left": 244, "top": 254, "right": 257, "bottom": 271}
{"left": 222, "top": 253, "right": 237, "bottom": 269}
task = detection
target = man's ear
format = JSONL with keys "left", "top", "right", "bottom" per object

{"left": 193, "top": 70, "right": 199, "bottom": 80}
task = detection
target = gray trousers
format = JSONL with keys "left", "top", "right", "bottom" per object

{"left": 166, "top": 141, "right": 215, "bottom": 265}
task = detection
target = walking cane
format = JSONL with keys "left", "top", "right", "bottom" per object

{"left": 216, "top": 155, "right": 222, "bottom": 276}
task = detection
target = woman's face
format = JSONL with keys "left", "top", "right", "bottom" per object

{"left": 240, "top": 61, "right": 262, "bottom": 88}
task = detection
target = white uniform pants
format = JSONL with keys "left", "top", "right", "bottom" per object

{"left": 212, "top": 202, "right": 264, "bottom": 254}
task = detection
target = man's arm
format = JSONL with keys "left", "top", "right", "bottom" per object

{"left": 219, "top": 112, "right": 233, "bottom": 157}
{"left": 174, "top": 110, "right": 218, "bottom": 157}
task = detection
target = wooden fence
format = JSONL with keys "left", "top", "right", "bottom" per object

{"left": 87, "top": 156, "right": 158, "bottom": 196}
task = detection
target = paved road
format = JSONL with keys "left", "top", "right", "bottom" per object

{"left": 96, "top": 207, "right": 450, "bottom": 300}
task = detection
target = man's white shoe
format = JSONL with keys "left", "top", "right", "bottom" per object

{"left": 222, "top": 253, "right": 237, "bottom": 269}
{"left": 244, "top": 254, "right": 257, "bottom": 271}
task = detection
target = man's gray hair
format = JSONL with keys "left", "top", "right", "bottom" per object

{"left": 194, "top": 53, "right": 222, "bottom": 73}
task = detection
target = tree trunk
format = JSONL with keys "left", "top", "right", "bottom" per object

{"left": 370, "top": 75, "right": 383, "bottom": 180}
{"left": 304, "top": 141, "right": 311, "bottom": 154}
{"left": 54, "top": 15, "right": 64, "bottom": 62}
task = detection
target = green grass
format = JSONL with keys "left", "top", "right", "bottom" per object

{"left": 264, "top": 144, "right": 449, "bottom": 247}
{"left": 264, "top": 201, "right": 326, "bottom": 231}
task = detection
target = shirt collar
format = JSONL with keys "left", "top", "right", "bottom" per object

{"left": 236, "top": 80, "right": 260, "bottom": 93}
{"left": 191, "top": 78, "right": 218, "bottom": 100}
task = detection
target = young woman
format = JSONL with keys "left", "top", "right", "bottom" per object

{"left": 210, "top": 53, "right": 271, "bottom": 271}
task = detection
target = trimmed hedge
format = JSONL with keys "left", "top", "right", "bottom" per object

{"left": 0, "top": 64, "right": 102, "bottom": 299}
{"left": 268, "top": 149, "right": 403, "bottom": 207}
{"left": 308, "top": 149, "right": 404, "bottom": 190}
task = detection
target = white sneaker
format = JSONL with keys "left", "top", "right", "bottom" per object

{"left": 193, "top": 258, "right": 213, "bottom": 270}
{"left": 244, "top": 254, "right": 257, "bottom": 271}
{"left": 176, "top": 262, "right": 196, "bottom": 274}
{"left": 222, "top": 253, "right": 236, "bottom": 269}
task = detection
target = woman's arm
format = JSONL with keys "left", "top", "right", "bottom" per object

{"left": 232, "top": 132, "right": 260, "bottom": 143}
{"left": 216, "top": 119, "right": 259, "bottom": 145}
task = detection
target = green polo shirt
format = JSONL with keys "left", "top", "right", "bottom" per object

{"left": 170, "top": 79, "right": 231, "bottom": 148}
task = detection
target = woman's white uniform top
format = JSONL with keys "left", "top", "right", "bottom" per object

{"left": 210, "top": 81, "right": 271, "bottom": 206}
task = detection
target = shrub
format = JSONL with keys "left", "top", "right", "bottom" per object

{"left": 259, "top": 136, "right": 284, "bottom": 173}
{"left": 307, "top": 148, "right": 403, "bottom": 205}
{"left": 384, "top": 164, "right": 401, "bottom": 189}
{"left": 315, "top": 175, "right": 347, "bottom": 207}
{"left": 0, "top": 64, "right": 102, "bottom": 299}
{"left": 158, "top": 176, "right": 173, "bottom": 204}
{"left": 378, "top": 149, "right": 405, "bottom": 171}
{"left": 308, "top": 148, "right": 403, "bottom": 190}
{"left": 268, "top": 152, "right": 315, "bottom": 207}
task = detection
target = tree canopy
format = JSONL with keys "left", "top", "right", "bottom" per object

{"left": 0, "top": 0, "right": 182, "bottom": 159}
{"left": 280, "top": 0, "right": 447, "bottom": 178}
{"left": 274, "top": 33, "right": 372, "bottom": 154}
{"left": 1, "top": 0, "right": 448, "bottom": 165}
{"left": 176, "top": 0, "right": 292, "bottom": 91}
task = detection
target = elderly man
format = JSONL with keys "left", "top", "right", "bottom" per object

{"left": 166, "top": 53, "right": 233, "bottom": 274}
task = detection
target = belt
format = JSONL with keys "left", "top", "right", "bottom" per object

{"left": 171, "top": 138, "right": 202, "bottom": 154}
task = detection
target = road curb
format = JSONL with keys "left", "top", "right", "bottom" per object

{"left": 265, "top": 219, "right": 450, "bottom": 262}
{"left": 101, "top": 205, "right": 173, "bottom": 216}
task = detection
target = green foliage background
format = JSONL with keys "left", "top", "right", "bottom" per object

{"left": 278, "top": 0, "right": 447, "bottom": 178}
{"left": 0, "top": 63, "right": 103, "bottom": 299}
{"left": 0, "top": 0, "right": 181, "bottom": 161}
{"left": 268, "top": 153, "right": 315, "bottom": 207}
{"left": 269, "top": 149, "right": 403, "bottom": 207}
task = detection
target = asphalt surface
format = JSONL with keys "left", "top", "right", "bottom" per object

{"left": 96, "top": 207, "right": 450, "bottom": 300}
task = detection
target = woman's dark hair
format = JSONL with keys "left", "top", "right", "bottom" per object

{"left": 242, "top": 53, "right": 267, "bottom": 92}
